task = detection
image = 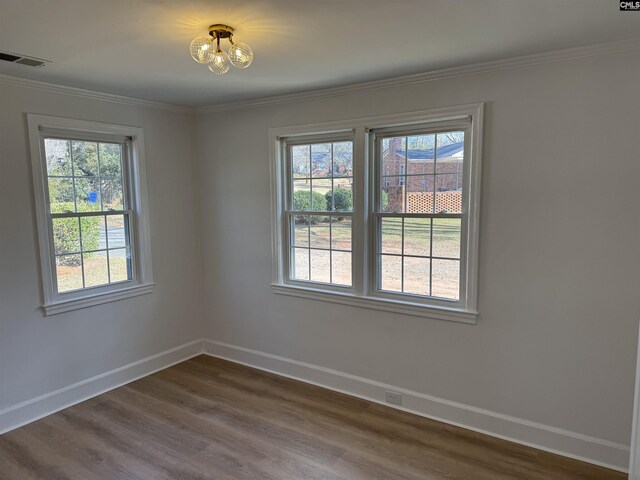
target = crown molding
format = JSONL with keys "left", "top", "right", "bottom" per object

{"left": 194, "top": 37, "right": 640, "bottom": 115}
{"left": 2, "top": 38, "right": 639, "bottom": 116}
{"left": 0, "top": 74, "right": 192, "bottom": 115}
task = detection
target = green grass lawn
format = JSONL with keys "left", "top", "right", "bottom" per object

{"left": 292, "top": 216, "right": 461, "bottom": 299}
{"left": 294, "top": 217, "right": 461, "bottom": 258}
{"left": 56, "top": 253, "right": 129, "bottom": 292}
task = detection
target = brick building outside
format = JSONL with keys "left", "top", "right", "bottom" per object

{"left": 381, "top": 136, "right": 464, "bottom": 213}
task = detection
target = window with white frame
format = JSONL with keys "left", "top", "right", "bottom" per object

{"left": 272, "top": 104, "right": 482, "bottom": 323}
{"left": 28, "top": 115, "right": 153, "bottom": 315}
{"left": 374, "top": 128, "right": 465, "bottom": 301}
{"left": 286, "top": 137, "right": 354, "bottom": 286}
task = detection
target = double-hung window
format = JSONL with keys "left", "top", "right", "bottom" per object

{"left": 28, "top": 115, "right": 153, "bottom": 315}
{"left": 373, "top": 127, "right": 466, "bottom": 304}
{"left": 272, "top": 104, "right": 483, "bottom": 323}
{"left": 286, "top": 136, "right": 354, "bottom": 287}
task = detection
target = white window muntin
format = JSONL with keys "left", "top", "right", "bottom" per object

{"left": 270, "top": 104, "right": 483, "bottom": 323}
{"left": 28, "top": 115, "right": 153, "bottom": 315}
{"left": 41, "top": 132, "right": 137, "bottom": 296}
{"left": 282, "top": 132, "right": 356, "bottom": 292}
{"left": 369, "top": 121, "right": 472, "bottom": 310}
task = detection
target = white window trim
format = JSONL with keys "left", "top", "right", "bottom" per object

{"left": 270, "top": 103, "right": 483, "bottom": 324}
{"left": 27, "top": 114, "right": 154, "bottom": 316}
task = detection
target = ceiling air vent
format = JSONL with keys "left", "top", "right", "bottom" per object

{"left": 0, "top": 51, "right": 49, "bottom": 67}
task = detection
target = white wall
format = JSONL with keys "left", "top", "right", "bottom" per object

{"left": 195, "top": 50, "right": 640, "bottom": 468}
{"left": 0, "top": 81, "right": 203, "bottom": 417}
{"left": 1, "top": 46, "right": 638, "bottom": 472}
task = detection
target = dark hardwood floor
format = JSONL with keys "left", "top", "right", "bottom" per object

{"left": 0, "top": 355, "right": 626, "bottom": 479}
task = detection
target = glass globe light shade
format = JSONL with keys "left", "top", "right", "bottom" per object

{"left": 189, "top": 36, "right": 214, "bottom": 64}
{"left": 228, "top": 42, "right": 254, "bottom": 69}
{"left": 208, "top": 50, "right": 230, "bottom": 75}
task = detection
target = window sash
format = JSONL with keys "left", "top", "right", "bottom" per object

{"left": 50, "top": 209, "right": 132, "bottom": 218}
{"left": 282, "top": 129, "right": 470, "bottom": 302}
{"left": 39, "top": 128, "right": 131, "bottom": 144}
{"left": 285, "top": 211, "right": 355, "bottom": 274}
{"left": 285, "top": 210, "right": 354, "bottom": 216}
{"left": 285, "top": 212, "right": 354, "bottom": 290}
{"left": 43, "top": 135, "right": 132, "bottom": 211}
{"left": 47, "top": 210, "right": 137, "bottom": 294}
{"left": 369, "top": 127, "right": 470, "bottom": 307}
{"left": 50, "top": 214, "right": 134, "bottom": 294}
{"left": 371, "top": 119, "right": 470, "bottom": 139}
{"left": 284, "top": 136, "right": 355, "bottom": 289}
{"left": 372, "top": 214, "right": 462, "bottom": 301}
{"left": 281, "top": 131, "right": 354, "bottom": 146}
{"left": 271, "top": 104, "right": 482, "bottom": 322}
{"left": 42, "top": 137, "right": 138, "bottom": 296}
{"left": 374, "top": 212, "right": 462, "bottom": 219}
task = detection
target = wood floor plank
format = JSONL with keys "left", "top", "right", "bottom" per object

{"left": 108, "top": 385, "right": 344, "bottom": 480}
{"left": 156, "top": 362, "right": 508, "bottom": 478}
{"left": 0, "top": 355, "right": 626, "bottom": 480}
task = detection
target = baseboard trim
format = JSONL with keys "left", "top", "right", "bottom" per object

{"left": 0, "top": 339, "right": 204, "bottom": 435}
{"left": 202, "top": 339, "right": 629, "bottom": 473}
{"left": 0, "top": 337, "right": 629, "bottom": 473}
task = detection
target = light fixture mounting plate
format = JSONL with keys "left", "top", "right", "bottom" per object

{"left": 209, "top": 24, "right": 234, "bottom": 39}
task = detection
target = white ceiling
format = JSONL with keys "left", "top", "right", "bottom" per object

{"left": 1, "top": 0, "right": 639, "bottom": 108}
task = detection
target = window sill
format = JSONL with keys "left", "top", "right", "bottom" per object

{"left": 43, "top": 283, "right": 154, "bottom": 316}
{"left": 271, "top": 283, "right": 478, "bottom": 324}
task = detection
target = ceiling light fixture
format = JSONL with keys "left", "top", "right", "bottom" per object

{"left": 189, "top": 24, "right": 253, "bottom": 76}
